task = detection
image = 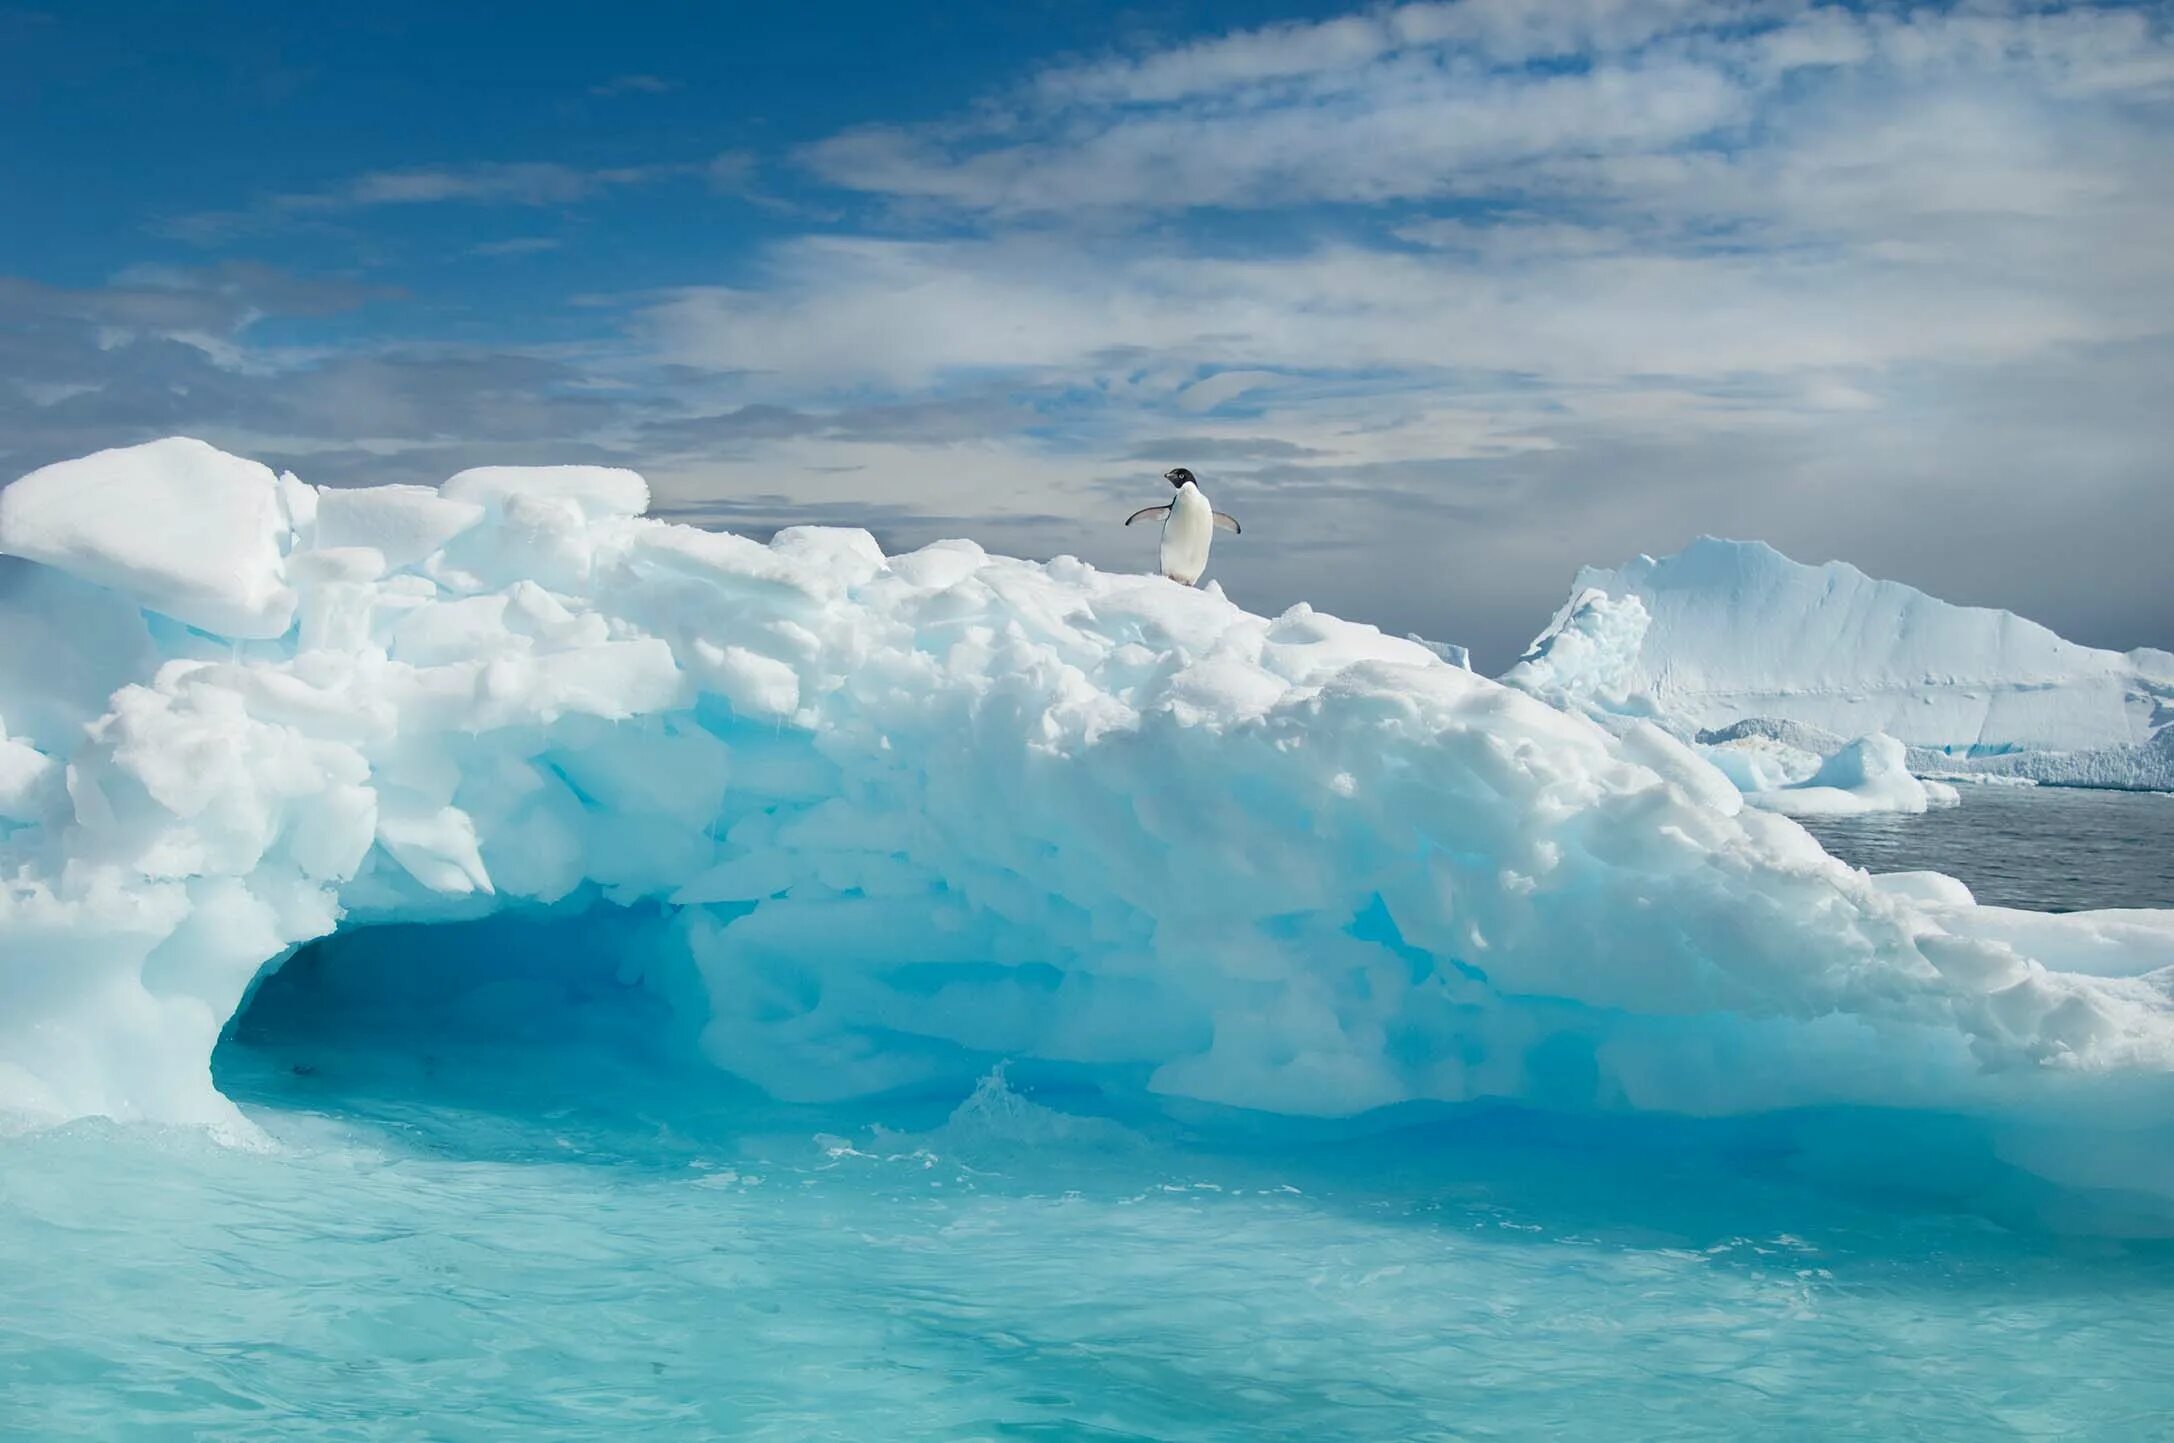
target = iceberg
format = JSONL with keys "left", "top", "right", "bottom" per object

{"left": 1500, "top": 593, "right": 1954, "bottom": 815}
{"left": 1735, "top": 733, "right": 1962, "bottom": 818}
{"left": 1513, "top": 538, "right": 2173, "bottom": 793}
{"left": 0, "top": 438, "right": 298, "bottom": 639}
{"left": 0, "top": 441, "right": 2170, "bottom": 1184}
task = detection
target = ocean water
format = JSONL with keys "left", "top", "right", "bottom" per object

{"left": 1800, "top": 783, "right": 2174, "bottom": 912}
{"left": 10, "top": 1047, "right": 2174, "bottom": 1439}
{"left": 4, "top": 790, "right": 2172, "bottom": 1440}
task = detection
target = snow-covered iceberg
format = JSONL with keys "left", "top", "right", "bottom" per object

{"left": 1726, "top": 732, "right": 1961, "bottom": 818}
{"left": 1, "top": 442, "right": 2171, "bottom": 1180}
{"left": 1513, "top": 538, "right": 2173, "bottom": 792}
{"left": 1498, "top": 589, "right": 1958, "bottom": 815}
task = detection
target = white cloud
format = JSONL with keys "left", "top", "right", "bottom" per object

{"left": 808, "top": 58, "right": 1750, "bottom": 213}
{"left": 805, "top": 2, "right": 2174, "bottom": 220}
{"left": 1030, "top": 0, "right": 1759, "bottom": 107}
{"left": 641, "top": 220, "right": 2160, "bottom": 389}
{"left": 612, "top": 0, "right": 2174, "bottom": 664}
{"left": 286, "top": 155, "right": 746, "bottom": 211}
{"left": 1175, "top": 371, "right": 1282, "bottom": 412}
{"left": 685, "top": 0, "right": 2173, "bottom": 417}
{"left": 34, "top": 0, "right": 2173, "bottom": 665}
{"left": 164, "top": 152, "right": 754, "bottom": 241}
{"left": 471, "top": 237, "right": 565, "bottom": 257}
{"left": 590, "top": 74, "right": 681, "bottom": 98}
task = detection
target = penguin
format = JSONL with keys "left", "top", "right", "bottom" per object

{"left": 1125, "top": 466, "right": 1240, "bottom": 586}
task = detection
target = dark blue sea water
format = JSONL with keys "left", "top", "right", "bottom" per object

{"left": 3, "top": 786, "right": 2170, "bottom": 1439}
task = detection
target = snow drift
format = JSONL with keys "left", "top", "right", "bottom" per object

{"left": 1516, "top": 538, "right": 2173, "bottom": 791}
{"left": 1, "top": 441, "right": 2172, "bottom": 1174}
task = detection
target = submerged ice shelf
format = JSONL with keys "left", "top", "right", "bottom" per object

{"left": 0, "top": 439, "right": 2171, "bottom": 1205}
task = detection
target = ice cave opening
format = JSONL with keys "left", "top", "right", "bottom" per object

{"left": 214, "top": 906, "right": 705, "bottom": 1105}
{"left": 205, "top": 878, "right": 1149, "bottom": 1140}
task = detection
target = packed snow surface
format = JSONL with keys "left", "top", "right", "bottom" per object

{"left": 0, "top": 442, "right": 2171, "bottom": 1185}
{"left": 0, "top": 438, "right": 298, "bottom": 639}
{"left": 1523, "top": 538, "right": 2172, "bottom": 785}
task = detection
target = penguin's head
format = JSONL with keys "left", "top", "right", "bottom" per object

{"left": 1164, "top": 466, "right": 1195, "bottom": 490}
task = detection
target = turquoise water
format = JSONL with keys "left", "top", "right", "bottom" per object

{"left": 8, "top": 1043, "right": 2174, "bottom": 1440}
{"left": 6, "top": 790, "right": 2174, "bottom": 1440}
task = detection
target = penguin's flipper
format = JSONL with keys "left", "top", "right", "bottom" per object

{"left": 1125, "top": 504, "right": 1172, "bottom": 527}
{"left": 1212, "top": 511, "right": 1242, "bottom": 534}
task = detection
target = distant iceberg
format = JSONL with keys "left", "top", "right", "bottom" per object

{"left": 1512, "top": 537, "right": 2173, "bottom": 793}
{"left": 0, "top": 442, "right": 2170, "bottom": 1193}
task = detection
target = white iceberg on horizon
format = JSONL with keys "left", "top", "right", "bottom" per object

{"left": 1512, "top": 537, "right": 2173, "bottom": 794}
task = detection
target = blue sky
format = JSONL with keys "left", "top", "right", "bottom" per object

{"left": 4, "top": 0, "right": 2171, "bottom": 666}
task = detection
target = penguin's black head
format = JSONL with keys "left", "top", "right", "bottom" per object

{"left": 1164, "top": 466, "right": 1195, "bottom": 489}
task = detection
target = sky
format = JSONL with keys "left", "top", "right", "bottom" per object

{"left": 3, "top": 0, "right": 2170, "bottom": 669}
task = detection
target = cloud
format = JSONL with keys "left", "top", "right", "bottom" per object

{"left": 470, "top": 237, "right": 564, "bottom": 257}
{"left": 619, "top": 2, "right": 2174, "bottom": 662}
{"left": 809, "top": 58, "right": 1748, "bottom": 213}
{"left": 164, "top": 152, "right": 755, "bottom": 241}
{"left": 1174, "top": 371, "right": 1282, "bottom": 412}
{"left": 640, "top": 218, "right": 2164, "bottom": 389}
{"left": 316, "top": 163, "right": 639, "bottom": 207}
{"left": 590, "top": 74, "right": 680, "bottom": 97}
{"left": 1030, "top": 0, "right": 1749, "bottom": 103}
{"left": 0, "top": 263, "right": 659, "bottom": 493}
{"left": 806, "top": 3, "right": 2174, "bottom": 217}
{"left": 10, "top": 1, "right": 2172, "bottom": 672}
{"left": 635, "top": 393, "right": 1037, "bottom": 456}
{"left": 1121, "top": 435, "right": 1327, "bottom": 463}
{"left": 640, "top": 0, "right": 2171, "bottom": 471}
{"left": 0, "top": 264, "right": 393, "bottom": 375}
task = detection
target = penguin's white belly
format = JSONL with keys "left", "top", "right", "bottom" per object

{"left": 1160, "top": 487, "right": 1215, "bottom": 585}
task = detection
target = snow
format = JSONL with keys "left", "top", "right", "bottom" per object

{"left": 1405, "top": 634, "right": 1471, "bottom": 671}
{"left": 1514, "top": 537, "right": 2172, "bottom": 796}
{"left": 1741, "top": 734, "right": 1962, "bottom": 818}
{"left": 1699, "top": 732, "right": 1824, "bottom": 793}
{"left": 1505, "top": 591, "right": 1942, "bottom": 814}
{"left": 0, "top": 558, "right": 156, "bottom": 752}
{"left": 1499, "top": 588, "right": 1655, "bottom": 718}
{"left": 440, "top": 464, "right": 650, "bottom": 521}
{"left": 1917, "top": 727, "right": 2174, "bottom": 792}
{"left": 1541, "top": 536, "right": 2167, "bottom": 755}
{"left": 0, "top": 437, "right": 296, "bottom": 639}
{"left": 0, "top": 724, "right": 56, "bottom": 822}
{"left": 1932, "top": 903, "right": 2174, "bottom": 982}
{"left": 312, "top": 483, "right": 484, "bottom": 569}
{"left": 0, "top": 441, "right": 2170, "bottom": 1178}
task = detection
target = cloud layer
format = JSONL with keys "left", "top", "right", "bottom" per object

{"left": 6, "top": 0, "right": 2171, "bottom": 666}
